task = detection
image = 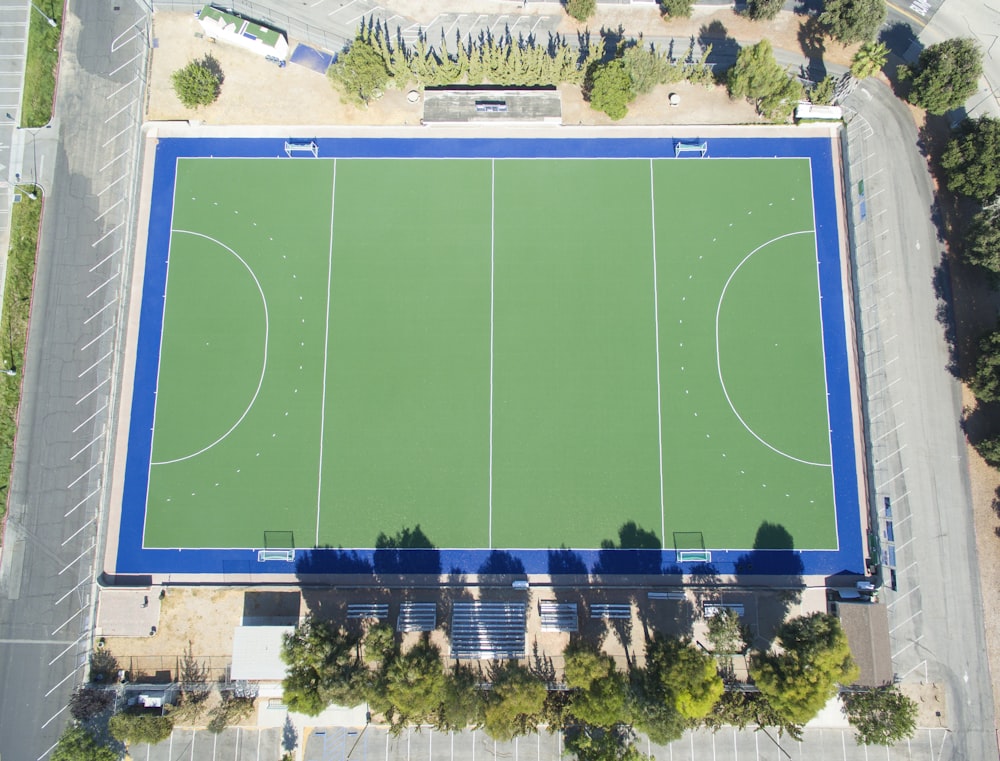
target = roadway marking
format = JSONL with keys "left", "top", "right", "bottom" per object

{"left": 65, "top": 486, "right": 101, "bottom": 516}
{"left": 90, "top": 246, "right": 121, "bottom": 271}
{"left": 95, "top": 197, "right": 124, "bottom": 221}
{"left": 889, "top": 610, "right": 921, "bottom": 634}
{"left": 892, "top": 634, "right": 923, "bottom": 659}
{"left": 51, "top": 604, "right": 88, "bottom": 636}
{"left": 111, "top": 27, "right": 137, "bottom": 52}
{"left": 54, "top": 577, "right": 89, "bottom": 605}
{"left": 71, "top": 431, "right": 104, "bottom": 461}
{"left": 75, "top": 376, "right": 110, "bottom": 405}
{"left": 104, "top": 99, "right": 135, "bottom": 124}
{"left": 84, "top": 298, "right": 118, "bottom": 325}
{"left": 78, "top": 350, "right": 113, "bottom": 377}
{"left": 40, "top": 704, "right": 69, "bottom": 730}
{"left": 99, "top": 150, "right": 128, "bottom": 173}
{"left": 87, "top": 274, "right": 118, "bottom": 299}
{"left": 67, "top": 461, "right": 101, "bottom": 488}
{"left": 61, "top": 516, "right": 96, "bottom": 546}
{"left": 81, "top": 323, "right": 115, "bottom": 351}
{"left": 97, "top": 174, "right": 126, "bottom": 196}
{"left": 109, "top": 50, "right": 143, "bottom": 77}
{"left": 37, "top": 739, "right": 59, "bottom": 761}
{"left": 106, "top": 74, "right": 138, "bottom": 99}
{"left": 48, "top": 633, "right": 87, "bottom": 665}
{"left": 44, "top": 664, "right": 84, "bottom": 697}
{"left": 57, "top": 543, "right": 95, "bottom": 576}
{"left": 102, "top": 124, "right": 130, "bottom": 148}
{"left": 0, "top": 638, "right": 78, "bottom": 645}
{"left": 887, "top": 585, "right": 918, "bottom": 610}
{"left": 92, "top": 220, "right": 124, "bottom": 246}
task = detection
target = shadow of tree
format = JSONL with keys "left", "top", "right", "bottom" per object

{"left": 697, "top": 21, "right": 740, "bottom": 78}
{"left": 592, "top": 521, "right": 662, "bottom": 575}
{"left": 373, "top": 524, "right": 441, "bottom": 575}
{"left": 548, "top": 547, "right": 588, "bottom": 576}
{"left": 478, "top": 550, "right": 526, "bottom": 576}
{"left": 797, "top": 15, "right": 826, "bottom": 83}
{"left": 734, "top": 523, "right": 803, "bottom": 647}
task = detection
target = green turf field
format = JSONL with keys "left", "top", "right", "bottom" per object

{"left": 142, "top": 156, "right": 836, "bottom": 551}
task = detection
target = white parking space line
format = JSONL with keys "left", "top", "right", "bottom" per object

{"left": 39, "top": 704, "right": 68, "bottom": 729}
{"left": 67, "top": 461, "right": 100, "bottom": 488}
{"left": 86, "top": 274, "right": 118, "bottom": 299}
{"left": 107, "top": 74, "right": 138, "bottom": 100}
{"left": 92, "top": 220, "right": 124, "bottom": 246}
{"left": 70, "top": 432, "right": 104, "bottom": 461}
{"left": 54, "top": 577, "right": 89, "bottom": 605}
{"left": 77, "top": 352, "right": 113, "bottom": 379}
{"left": 36, "top": 739, "right": 59, "bottom": 761}
{"left": 81, "top": 323, "right": 115, "bottom": 351}
{"left": 48, "top": 633, "right": 87, "bottom": 666}
{"left": 75, "top": 375, "right": 110, "bottom": 404}
{"left": 83, "top": 298, "right": 118, "bottom": 325}
{"left": 50, "top": 604, "right": 88, "bottom": 636}
{"left": 90, "top": 246, "right": 121, "bottom": 272}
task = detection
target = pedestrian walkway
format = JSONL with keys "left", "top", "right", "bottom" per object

{"left": 0, "top": 0, "right": 30, "bottom": 259}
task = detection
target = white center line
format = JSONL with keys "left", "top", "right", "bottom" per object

{"left": 488, "top": 159, "right": 495, "bottom": 549}
{"left": 648, "top": 160, "right": 666, "bottom": 545}
{"left": 315, "top": 159, "right": 337, "bottom": 546}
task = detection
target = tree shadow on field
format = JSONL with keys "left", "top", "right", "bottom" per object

{"left": 734, "top": 522, "right": 803, "bottom": 646}
{"left": 373, "top": 524, "right": 441, "bottom": 576}
{"left": 592, "top": 521, "right": 662, "bottom": 576}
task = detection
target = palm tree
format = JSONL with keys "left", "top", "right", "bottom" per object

{"left": 851, "top": 41, "right": 889, "bottom": 79}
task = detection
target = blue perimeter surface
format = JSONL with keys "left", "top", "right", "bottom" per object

{"left": 117, "top": 136, "right": 865, "bottom": 578}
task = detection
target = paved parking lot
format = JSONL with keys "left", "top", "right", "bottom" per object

{"left": 129, "top": 724, "right": 953, "bottom": 761}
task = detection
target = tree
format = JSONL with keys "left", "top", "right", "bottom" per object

{"left": 965, "top": 201, "right": 1000, "bottom": 272}
{"left": 622, "top": 44, "right": 683, "bottom": 95}
{"left": 565, "top": 0, "right": 596, "bottom": 22}
{"left": 52, "top": 724, "right": 117, "bottom": 761}
{"left": 970, "top": 329, "right": 1000, "bottom": 402}
{"left": 905, "top": 38, "right": 982, "bottom": 115}
{"left": 702, "top": 691, "right": 803, "bottom": 739}
{"left": 851, "top": 41, "right": 889, "bottom": 79}
{"left": 842, "top": 686, "right": 918, "bottom": 745}
{"left": 564, "top": 644, "right": 630, "bottom": 728}
{"left": 166, "top": 645, "right": 212, "bottom": 725}
{"left": 171, "top": 54, "right": 224, "bottom": 109}
{"left": 727, "top": 39, "right": 803, "bottom": 121}
{"left": 659, "top": 0, "right": 693, "bottom": 18}
{"left": 382, "top": 638, "right": 449, "bottom": 728}
{"left": 483, "top": 662, "right": 547, "bottom": 741}
{"left": 329, "top": 34, "right": 392, "bottom": 105}
{"left": 207, "top": 693, "right": 256, "bottom": 733}
{"left": 973, "top": 433, "right": 1000, "bottom": 467}
{"left": 69, "top": 685, "right": 115, "bottom": 721}
{"left": 809, "top": 76, "right": 837, "bottom": 105}
{"left": 563, "top": 724, "right": 648, "bottom": 761}
{"left": 644, "top": 634, "right": 723, "bottom": 721}
{"left": 587, "top": 60, "right": 635, "bottom": 121}
{"left": 941, "top": 117, "right": 1000, "bottom": 203}
{"left": 108, "top": 712, "right": 175, "bottom": 745}
{"left": 743, "top": 0, "right": 784, "bottom": 21}
{"left": 819, "top": 0, "right": 886, "bottom": 44}
{"left": 705, "top": 609, "right": 747, "bottom": 656}
{"left": 437, "top": 662, "right": 486, "bottom": 730}
{"left": 750, "top": 613, "right": 859, "bottom": 726}
{"left": 281, "top": 616, "right": 364, "bottom": 716}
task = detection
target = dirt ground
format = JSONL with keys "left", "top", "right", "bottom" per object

{"left": 146, "top": 8, "right": 856, "bottom": 128}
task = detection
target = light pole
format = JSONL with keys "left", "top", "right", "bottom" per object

{"left": 30, "top": 3, "right": 56, "bottom": 27}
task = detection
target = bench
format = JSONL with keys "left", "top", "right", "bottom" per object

{"left": 539, "top": 601, "right": 578, "bottom": 632}
{"left": 590, "top": 604, "right": 632, "bottom": 620}
{"left": 647, "top": 591, "right": 685, "bottom": 600}
{"left": 346, "top": 604, "right": 389, "bottom": 620}
{"left": 397, "top": 602, "right": 436, "bottom": 632}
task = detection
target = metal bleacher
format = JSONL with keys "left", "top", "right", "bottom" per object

{"left": 704, "top": 603, "right": 745, "bottom": 618}
{"left": 589, "top": 603, "right": 632, "bottom": 620}
{"left": 346, "top": 603, "right": 388, "bottom": 620}
{"left": 648, "top": 591, "right": 686, "bottom": 601}
{"left": 397, "top": 602, "right": 437, "bottom": 632}
{"left": 451, "top": 601, "right": 526, "bottom": 660}
{"left": 538, "top": 601, "right": 578, "bottom": 632}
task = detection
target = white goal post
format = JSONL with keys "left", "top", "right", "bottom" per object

{"left": 674, "top": 140, "right": 708, "bottom": 158}
{"left": 257, "top": 549, "right": 295, "bottom": 562}
{"left": 284, "top": 140, "right": 319, "bottom": 158}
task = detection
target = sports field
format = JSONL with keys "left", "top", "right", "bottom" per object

{"left": 128, "top": 146, "right": 848, "bottom": 559}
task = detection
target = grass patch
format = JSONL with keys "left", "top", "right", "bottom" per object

{"left": 0, "top": 189, "right": 42, "bottom": 517}
{"left": 20, "top": 0, "right": 62, "bottom": 128}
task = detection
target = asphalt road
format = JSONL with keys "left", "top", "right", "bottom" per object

{"left": 0, "top": 1, "right": 149, "bottom": 759}
{"left": 843, "top": 78, "right": 996, "bottom": 761}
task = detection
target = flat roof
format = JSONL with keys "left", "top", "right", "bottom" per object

{"left": 231, "top": 626, "right": 293, "bottom": 681}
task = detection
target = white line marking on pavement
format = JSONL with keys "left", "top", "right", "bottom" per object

{"left": 87, "top": 274, "right": 118, "bottom": 299}
{"left": 107, "top": 74, "right": 138, "bottom": 99}
{"left": 109, "top": 51, "right": 142, "bottom": 76}
{"left": 51, "top": 605, "right": 88, "bottom": 635}
{"left": 102, "top": 124, "right": 130, "bottom": 148}
{"left": 58, "top": 543, "right": 95, "bottom": 576}
{"left": 65, "top": 486, "right": 100, "bottom": 516}
{"left": 71, "top": 432, "right": 104, "bottom": 461}
{"left": 76, "top": 376, "right": 110, "bottom": 405}
{"left": 95, "top": 197, "right": 124, "bottom": 221}
{"left": 37, "top": 739, "right": 59, "bottom": 760}
{"left": 90, "top": 247, "right": 120, "bottom": 271}
{"left": 45, "top": 665, "right": 84, "bottom": 696}
{"left": 84, "top": 298, "right": 118, "bottom": 325}
{"left": 54, "top": 577, "right": 89, "bottom": 605}
{"left": 78, "top": 351, "right": 113, "bottom": 378}
{"left": 61, "top": 516, "right": 96, "bottom": 546}
{"left": 40, "top": 704, "right": 69, "bottom": 729}
{"left": 49, "top": 633, "right": 87, "bottom": 665}
{"left": 67, "top": 461, "right": 100, "bottom": 488}
{"left": 81, "top": 324, "right": 115, "bottom": 352}
{"left": 92, "top": 220, "right": 123, "bottom": 246}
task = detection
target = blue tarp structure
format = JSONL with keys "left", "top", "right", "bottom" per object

{"left": 289, "top": 43, "right": 334, "bottom": 74}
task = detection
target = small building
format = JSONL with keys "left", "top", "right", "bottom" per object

{"left": 231, "top": 625, "right": 293, "bottom": 698}
{"left": 198, "top": 6, "right": 289, "bottom": 60}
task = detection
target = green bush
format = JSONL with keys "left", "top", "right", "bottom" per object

{"left": 171, "top": 54, "right": 224, "bottom": 108}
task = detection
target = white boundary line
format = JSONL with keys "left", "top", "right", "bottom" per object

{"left": 488, "top": 159, "right": 495, "bottom": 549}
{"left": 316, "top": 159, "right": 337, "bottom": 546}
{"left": 806, "top": 156, "right": 841, "bottom": 550}
{"left": 714, "top": 229, "right": 831, "bottom": 468}
{"left": 648, "top": 160, "right": 666, "bottom": 545}
{"left": 150, "top": 230, "right": 270, "bottom": 466}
